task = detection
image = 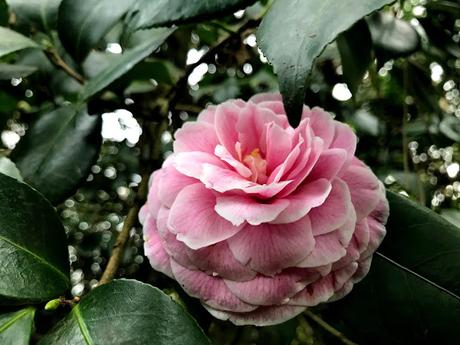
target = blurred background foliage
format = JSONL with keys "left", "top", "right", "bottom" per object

{"left": 0, "top": 0, "right": 459, "bottom": 343}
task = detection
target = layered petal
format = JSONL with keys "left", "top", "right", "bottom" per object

{"left": 227, "top": 217, "right": 315, "bottom": 275}
{"left": 265, "top": 122, "right": 292, "bottom": 173}
{"left": 297, "top": 231, "right": 348, "bottom": 268}
{"left": 272, "top": 178, "right": 331, "bottom": 224}
{"left": 215, "top": 195, "right": 290, "bottom": 226}
{"left": 168, "top": 183, "right": 244, "bottom": 249}
{"left": 309, "top": 179, "right": 352, "bottom": 236}
{"left": 173, "top": 151, "right": 227, "bottom": 179}
{"left": 171, "top": 260, "right": 257, "bottom": 312}
{"left": 236, "top": 102, "right": 285, "bottom": 154}
{"left": 289, "top": 262, "right": 358, "bottom": 307}
{"left": 157, "top": 165, "right": 196, "bottom": 207}
{"left": 307, "top": 148, "right": 347, "bottom": 181}
{"left": 205, "top": 304, "right": 305, "bottom": 327}
{"left": 224, "top": 269, "right": 320, "bottom": 306}
{"left": 143, "top": 216, "right": 173, "bottom": 278}
{"left": 340, "top": 162, "right": 382, "bottom": 220}
{"left": 307, "top": 107, "right": 336, "bottom": 148}
{"left": 144, "top": 171, "right": 161, "bottom": 218}
{"left": 185, "top": 241, "right": 257, "bottom": 282}
{"left": 330, "top": 121, "right": 357, "bottom": 162}
{"left": 214, "top": 101, "right": 241, "bottom": 157}
{"left": 173, "top": 121, "right": 218, "bottom": 153}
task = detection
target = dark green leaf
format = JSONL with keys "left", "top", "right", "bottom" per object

{"left": 80, "top": 27, "right": 174, "bottom": 100}
{"left": 5, "top": 0, "right": 61, "bottom": 31}
{"left": 368, "top": 12, "right": 420, "bottom": 60}
{"left": 257, "top": 0, "right": 394, "bottom": 125}
{"left": 381, "top": 192, "right": 460, "bottom": 296}
{"left": 0, "top": 27, "right": 38, "bottom": 58}
{"left": 419, "top": 16, "right": 460, "bottom": 59}
{"left": 11, "top": 105, "right": 102, "bottom": 205}
{"left": 425, "top": 1, "right": 460, "bottom": 16}
{"left": 125, "top": 0, "right": 257, "bottom": 33}
{"left": 328, "top": 192, "right": 460, "bottom": 345}
{"left": 0, "top": 92, "right": 17, "bottom": 114}
{"left": 337, "top": 20, "right": 372, "bottom": 95}
{"left": 258, "top": 316, "right": 300, "bottom": 345}
{"left": 0, "top": 173, "right": 70, "bottom": 304}
{"left": 0, "top": 63, "right": 37, "bottom": 79}
{"left": 38, "top": 279, "right": 210, "bottom": 345}
{"left": 0, "top": 307, "right": 35, "bottom": 345}
{"left": 0, "top": 0, "right": 8, "bottom": 26}
{"left": 0, "top": 157, "right": 23, "bottom": 181}
{"left": 57, "top": 0, "right": 137, "bottom": 61}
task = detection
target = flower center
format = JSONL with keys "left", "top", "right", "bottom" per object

{"left": 243, "top": 148, "right": 268, "bottom": 184}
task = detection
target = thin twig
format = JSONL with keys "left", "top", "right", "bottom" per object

{"left": 402, "top": 61, "right": 411, "bottom": 190}
{"left": 44, "top": 47, "right": 85, "bottom": 84}
{"left": 175, "top": 103, "right": 203, "bottom": 113}
{"left": 98, "top": 175, "right": 149, "bottom": 285}
{"left": 304, "top": 310, "right": 358, "bottom": 345}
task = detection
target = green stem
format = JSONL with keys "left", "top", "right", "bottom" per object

{"left": 304, "top": 310, "right": 357, "bottom": 345}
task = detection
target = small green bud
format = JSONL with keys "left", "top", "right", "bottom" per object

{"left": 44, "top": 298, "right": 61, "bottom": 311}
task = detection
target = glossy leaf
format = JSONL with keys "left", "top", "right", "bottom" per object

{"left": 257, "top": 0, "right": 394, "bottom": 125}
{"left": 58, "top": 0, "right": 137, "bottom": 61}
{"left": 80, "top": 27, "right": 174, "bottom": 100}
{"left": 440, "top": 209, "right": 460, "bottom": 227}
{"left": 6, "top": 0, "right": 61, "bottom": 31}
{"left": 0, "top": 27, "right": 38, "bottom": 58}
{"left": 0, "top": 157, "right": 23, "bottom": 181}
{"left": 125, "top": 0, "right": 257, "bottom": 33}
{"left": 368, "top": 12, "right": 420, "bottom": 60}
{"left": 440, "top": 116, "right": 460, "bottom": 142}
{"left": 0, "top": 63, "right": 37, "bottom": 79}
{"left": 11, "top": 105, "right": 102, "bottom": 205}
{"left": 337, "top": 20, "right": 372, "bottom": 95}
{"left": 381, "top": 192, "right": 460, "bottom": 296}
{"left": 39, "top": 279, "right": 210, "bottom": 345}
{"left": 0, "top": 307, "right": 35, "bottom": 345}
{"left": 328, "top": 192, "right": 460, "bottom": 345}
{"left": 0, "top": 173, "right": 70, "bottom": 304}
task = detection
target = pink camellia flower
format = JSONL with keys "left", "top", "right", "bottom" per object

{"left": 139, "top": 93, "right": 388, "bottom": 326}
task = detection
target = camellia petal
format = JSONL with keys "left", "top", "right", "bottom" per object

{"left": 204, "top": 304, "right": 306, "bottom": 327}
{"left": 215, "top": 195, "right": 290, "bottom": 226}
{"left": 143, "top": 217, "right": 173, "bottom": 278}
{"left": 309, "top": 179, "right": 352, "bottom": 236}
{"left": 173, "top": 121, "right": 219, "bottom": 153}
{"left": 171, "top": 260, "right": 257, "bottom": 313}
{"left": 227, "top": 217, "right": 315, "bottom": 275}
{"left": 272, "top": 178, "right": 331, "bottom": 224}
{"left": 185, "top": 241, "right": 257, "bottom": 282}
{"left": 168, "top": 183, "right": 244, "bottom": 249}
